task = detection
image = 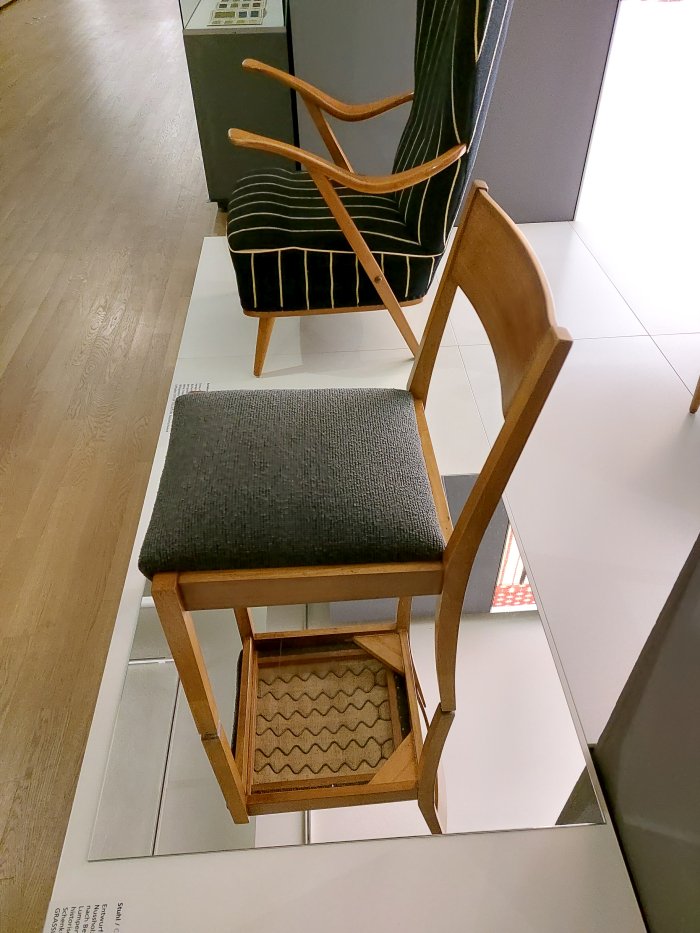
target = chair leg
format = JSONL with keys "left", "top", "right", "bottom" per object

{"left": 396, "top": 596, "right": 412, "bottom": 631}
{"left": 151, "top": 573, "right": 249, "bottom": 824}
{"left": 254, "top": 317, "right": 275, "bottom": 377}
{"left": 234, "top": 607, "right": 254, "bottom": 640}
{"left": 419, "top": 764, "right": 448, "bottom": 835}
{"left": 417, "top": 706, "right": 454, "bottom": 835}
{"left": 690, "top": 376, "right": 700, "bottom": 414}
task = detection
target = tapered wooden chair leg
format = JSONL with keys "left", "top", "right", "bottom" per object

{"left": 254, "top": 317, "right": 275, "bottom": 377}
{"left": 418, "top": 780, "right": 445, "bottom": 836}
{"left": 152, "top": 574, "right": 249, "bottom": 824}
{"left": 419, "top": 767, "right": 447, "bottom": 835}
{"left": 690, "top": 375, "right": 700, "bottom": 414}
{"left": 417, "top": 707, "right": 454, "bottom": 834}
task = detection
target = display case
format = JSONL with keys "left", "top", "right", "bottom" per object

{"left": 180, "top": 0, "right": 295, "bottom": 205}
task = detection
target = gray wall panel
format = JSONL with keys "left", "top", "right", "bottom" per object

{"left": 290, "top": 0, "right": 416, "bottom": 175}
{"left": 594, "top": 534, "right": 700, "bottom": 933}
{"left": 473, "top": 0, "right": 619, "bottom": 222}
{"left": 290, "top": 0, "right": 618, "bottom": 222}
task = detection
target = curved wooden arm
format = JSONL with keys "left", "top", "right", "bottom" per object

{"left": 243, "top": 58, "right": 413, "bottom": 122}
{"left": 228, "top": 128, "right": 465, "bottom": 194}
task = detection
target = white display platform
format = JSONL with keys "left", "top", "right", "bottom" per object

{"left": 45, "top": 231, "right": 645, "bottom": 932}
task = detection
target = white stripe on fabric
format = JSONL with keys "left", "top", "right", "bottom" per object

{"left": 231, "top": 176, "right": 405, "bottom": 206}
{"left": 397, "top": 37, "right": 447, "bottom": 185}
{"left": 234, "top": 172, "right": 319, "bottom": 186}
{"left": 474, "top": 0, "right": 480, "bottom": 60}
{"left": 231, "top": 198, "right": 401, "bottom": 214}
{"left": 416, "top": 123, "right": 443, "bottom": 242}
{"left": 251, "top": 253, "right": 257, "bottom": 308}
{"left": 442, "top": 160, "right": 461, "bottom": 244}
{"left": 229, "top": 182, "right": 319, "bottom": 200}
{"left": 278, "top": 251, "right": 283, "bottom": 307}
{"left": 230, "top": 244, "right": 441, "bottom": 258}
{"left": 451, "top": 2, "right": 460, "bottom": 139}
{"left": 231, "top": 184, "right": 379, "bottom": 201}
{"left": 405, "top": 254, "right": 411, "bottom": 298}
{"left": 230, "top": 188, "right": 403, "bottom": 210}
{"left": 230, "top": 226, "right": 422, "bottom": 247}
{"left": 397, "top": 25, "right": 440, "bottom": 179}
{"left": 396, "top": 0, "right": 455, "bottom": 182}
{"left": 477, "top": 0, "right": 495, "bottom": 61}
{"left": 415, "top": 0, "right": 428, "bottom": 68}
{"left": 231, "top": 211, "right": 406, "bottom": 226}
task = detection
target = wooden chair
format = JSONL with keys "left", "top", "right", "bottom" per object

{"left": 226, "top": 0, "right": 513, "bottom": 375}
{"left": 690, "top": 376, "right": 700, "bottom": 414}
{"left": 139, "top": 182, "right": 572, "bottom": 833}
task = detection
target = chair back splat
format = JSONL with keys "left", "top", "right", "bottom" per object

{"left": 141, "top": 182, "right": 571, "bottom": 835}
{"left": 410, "top": 181, "right": 572, "bottom": 714}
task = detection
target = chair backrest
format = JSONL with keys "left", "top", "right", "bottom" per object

{"left": 409, "top": 181, "right": 572, "bottom": 710}
{"left": 393, "top": 0, "right": 513, "bottom": 255}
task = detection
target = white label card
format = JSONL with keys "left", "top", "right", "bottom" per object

{"left": 44, "top": 901, "right": 126, "bottom": 933}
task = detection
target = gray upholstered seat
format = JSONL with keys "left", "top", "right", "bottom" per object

{"left": 138, "top": 388, "right": 445, "bottom": 579}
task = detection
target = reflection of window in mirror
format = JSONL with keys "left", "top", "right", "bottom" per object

{"left": 491, "top": 527, "right": 537, "bottom": 614}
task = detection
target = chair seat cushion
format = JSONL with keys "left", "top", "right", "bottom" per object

{"left": 138, "top": 388, "right": 446, "bottom": 579}
{"left": 227, "top": 168, "right": 439, "bottom": 312}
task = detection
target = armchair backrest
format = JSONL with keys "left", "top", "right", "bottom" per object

{"left": 393, "top": 0, "right": 513, "bottom": 255}
{"left": 409, "top": 181, "right": 572, "bottom": 710}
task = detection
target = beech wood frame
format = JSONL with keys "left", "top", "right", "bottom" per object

{"left": 151, "top": 182, "right": 572, "bottom": 834}
{"left": 229, "top": 58, "right": 466, "bottom": 376}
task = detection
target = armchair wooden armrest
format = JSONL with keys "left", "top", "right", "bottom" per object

{"left": 243, "top": 58, "right": 413, "bottom": 122}
{"left": 228, "top": 128, "right": 465, "bottom": 194}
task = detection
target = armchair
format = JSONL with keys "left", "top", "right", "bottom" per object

{"left": 226, "top": 0, "right": 514, "bottom": 375}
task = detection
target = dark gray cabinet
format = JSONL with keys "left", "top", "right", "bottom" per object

{"left": 182, "top": 0, "right": 295, "bottom": 204}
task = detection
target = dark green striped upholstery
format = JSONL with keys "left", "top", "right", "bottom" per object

{"left": 227, "top": 0, "right": 512, "bottom": 313}
{"left": 394, "top": 0, "right": 513, "bottom": 253}
{"left": 227, "top": 169, "right": 439, "bottom": 311}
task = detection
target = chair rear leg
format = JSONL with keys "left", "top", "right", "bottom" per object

{"left": 419, "top": 763, "right": 448, "bottom": 835}
{"left": 254, "top": 317, "right": 276, "bottom": 377}
{"left": 690, "top": 375, "right": 700, "bottom": 414}
{"left": 417, "top": 706, "right": 454, "bottom": 834}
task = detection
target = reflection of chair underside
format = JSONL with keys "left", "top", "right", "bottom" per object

{"left": 237, "top": 628, "right": 428, "bottom": 814}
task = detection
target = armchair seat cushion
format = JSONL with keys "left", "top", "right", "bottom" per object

{"left": 138, "top": 388, "right": 446, "bottom": 579}
{"left": 227, "top": 168, "right": 439, "bottom": 312}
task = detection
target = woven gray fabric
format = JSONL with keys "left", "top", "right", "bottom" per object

{"left": 138, "top": 388, "right": 445, "bottom": 579}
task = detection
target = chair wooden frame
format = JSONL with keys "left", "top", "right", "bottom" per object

{"left": 690, "top": 376, "right": 700, "bottom": 414}
{"left": 151, "top": 182, "right": 572, "bottom": 833}
{"left": 229, "top": 58, "right": 466, "bottom": 376}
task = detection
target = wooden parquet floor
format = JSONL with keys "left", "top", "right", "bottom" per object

{"left": 0, "top": 0, "right": 219, "bottom": 926}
